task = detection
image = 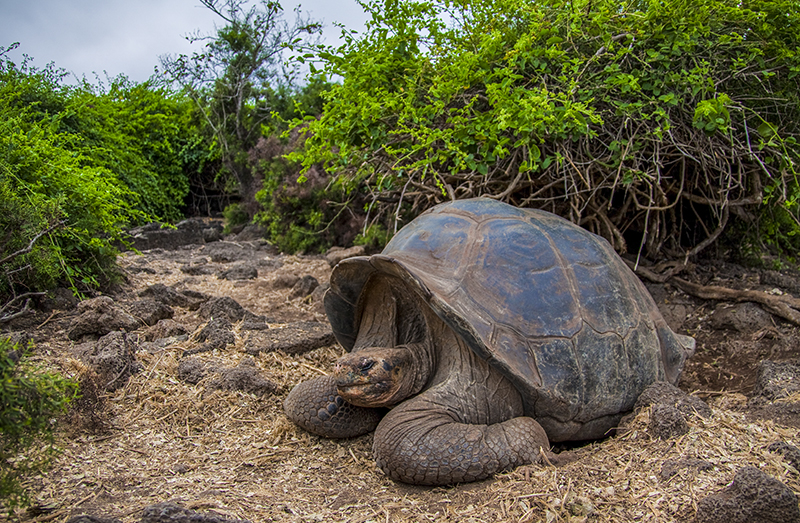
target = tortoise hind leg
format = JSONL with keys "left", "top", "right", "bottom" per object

{"left": 373, "top": 396, "right": 549, "bottom": 485}
{"left": 284, "top": 375, "right": 383, "bottom": 438}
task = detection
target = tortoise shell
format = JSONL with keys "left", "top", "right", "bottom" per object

{"left": 324, "top": 198, "right": 694, "bottom": 441}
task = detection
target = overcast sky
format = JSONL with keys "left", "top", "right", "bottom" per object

{"left": 0, "top": 0, "right": 370, "bottom": 84}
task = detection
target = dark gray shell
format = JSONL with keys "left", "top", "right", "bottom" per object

{"left": 325, "top": 198, "right": 694, "bottom": 441}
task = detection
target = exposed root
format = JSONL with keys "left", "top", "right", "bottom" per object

{"left": 670, "top": 277, "right": 800, "bottom": 326}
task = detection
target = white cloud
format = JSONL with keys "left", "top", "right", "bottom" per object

{"left": 0, "top": 0, "right": 368, "bottom": 83}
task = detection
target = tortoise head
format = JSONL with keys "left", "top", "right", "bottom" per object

{"left": 333, "top": 346, "right": 422, "bottom": 407}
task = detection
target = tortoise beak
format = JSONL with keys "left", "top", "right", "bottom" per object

{"left": 332, "top": 348, "right": 412, "bottom": 407}
{"left": 333, "top": 356, "right": 387, "bottom": 387}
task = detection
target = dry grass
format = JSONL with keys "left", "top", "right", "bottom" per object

{"left": 8, "top": 247, "right": 800, "bottom": 522}
{"left": 19, "top": 344, "right": 799, "bottom": 523}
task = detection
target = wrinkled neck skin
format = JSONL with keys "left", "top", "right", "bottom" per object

{"left": 420, "top": 311, "right": 525, "bottom": 425}
{"left": 333, "top": 273, "right": 524, "bottom": 423}
{"left": 334, "top": 276, "right": 436, "bottom": 408}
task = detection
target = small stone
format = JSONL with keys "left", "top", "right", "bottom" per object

{"left": 72, "top": 331, "right": 142, "bottom": 391}
{"left": 177, "top": 358, "right": 208, "bottom": 385}
{"left": 180, "top": 264, "right": 214, "bottom": 276}
{"left": 138, "top": 284, "right": 194, "bottom": 308}
{"left": 65, "top": 516, "right": 121, "bottom": 523}
{"left": 753, "top": 360, "right": 800, "bottom": 401}
{"left": 310, "top": 283, "right": 329, "bottom": 303}
{"left": 197, "top": 296, "right": 248, "bottom": 322}
{"left": 207, "top": 359, "right": 277, "bottom": 396}
{"left": 289, "top": 275, "right": 319, "bottom": 299}
{"left": 184, "top": 317, "right": 235, "bottom": 356}
{"left": 202, "top": 242, "right": 256, "bottom": 263}
{"left": 635, "top": 381, "right": 712, "bottom": 419}
{"left": 659, "top": 457, "right": 713, "bottom": 480}
{"left": 273, "top": 273, "right": 300, "bottom": 289}
{"left": 649, "top": 403, "right": 689, "bottom": 439}
{"left": 695, "top": 466, "right": 799, "bottom": 523}
{"left": 126, "top": 299, "right": 174, "bottom": 327}
{"left": 143, "top": 319, "right": 189, "bottom": 342}
{"left": 219, "top": 264, "right": 258, "bottom": 281}
{"left": 244, "top": 321, "right": 335, "bottom": 355}
{"left": 67, "top": 296, "right": 140, "bottom": 341}
{"left": 203, "top": 227, "right": 221, "bottom": 243}
{"left": 140, "top": 502, "right": 251, "bottom": 523}
{"left": 325, "top": 245, "right": 366, "bottom": 267}
{"left": 709, "top": 302, "right": 773, "bottom": 333}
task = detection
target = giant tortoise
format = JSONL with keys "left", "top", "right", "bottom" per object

{"left": 284, "top": 197, "right": 695, "bottom": 485}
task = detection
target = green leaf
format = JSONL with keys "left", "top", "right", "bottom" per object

{"left": 757, "top": 122, "right": 776, "bottom": 138}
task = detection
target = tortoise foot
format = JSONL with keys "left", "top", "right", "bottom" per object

{"left": 284, "top": 375, "right": 383, "bottom": 438}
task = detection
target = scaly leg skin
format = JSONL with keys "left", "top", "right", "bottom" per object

{"left": 373, "top": 397, "right": 550, "bottom": 485}
{"left": 284, "top": 375, "right": 383, "bottom": 438}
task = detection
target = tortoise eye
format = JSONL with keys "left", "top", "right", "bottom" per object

{"left": 359, "top": 360, "right": 375, "bottom": 372}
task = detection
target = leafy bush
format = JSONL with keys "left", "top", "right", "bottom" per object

{"left": 222, "top": 203, "right": 250, "bottom": 234}
{"left": 725, "top": 202, "right": 800, "bottom": 267}
{"left": 354, "top": 223, "right": 391, "bottom": 252}
{"left": 0, "top": 180, "right": 62, "bottom": 308}
{"left": 0, "top": 46, "right": 209, "bottom": 307}
{"left": 253, "top": 131, "right": 364, "bottom": 253}
{"left": 253, "top": 143, "right": 342, "bottom": 253}
{"left": 249, "top": 77, "right": 352, "bottom": 254}
{"left": 0, "top": 105, "right": 136, "bottom": 300}
{"left": 61, "top": 78, "right": 196, "bottom": 222}
{"left": 296, "top": 0, "right": 800, "bottom": 260}
{"left": 1, "top": 46, "right": 200, "bottom": 224}
{"left": 0, "top": 337, "right": 77, "bottom": 508}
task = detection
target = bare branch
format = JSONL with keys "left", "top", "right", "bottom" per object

{"left": 0, "top": 220, "right": 64, "bottom": 266}
{"left": 0, "top": 293, "right": 46, "bottom": 324}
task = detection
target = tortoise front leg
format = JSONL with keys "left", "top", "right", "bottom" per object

{"left": 284, "top": 375, "right": 383, "bottom": 439}
{"left": 373, "top": 396, "right": 550, "bottom": 485}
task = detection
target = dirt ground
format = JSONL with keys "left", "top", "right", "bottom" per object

{"left": 3, "top": 228, "right": 800, "bottom": 523}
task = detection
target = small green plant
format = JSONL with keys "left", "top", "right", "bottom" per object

{"left": 354, "top": 224, "right": 391, "bottom": 252}
{"left": 725, "top": 202, "right": 800, "bottom": 267}
{"left": 222, "top": 203, "right": 250, "bottom": 234}
{"left": 0, "top": 337, "right": 78, "bottom": 509}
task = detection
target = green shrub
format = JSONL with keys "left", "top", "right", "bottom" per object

{"left": 0, "top": 180, "right": 61, "bottom": 302}
{"left": 0, "top": 54, "right": 130, "bottom": 301}
{"left": 0, "top": 103, "right": 136, "bottom": 299}
{"left": 222, "top": 203, "right": 250, "bottom": 234}
{"left": 0, "top": 49, "right": 211, "bottom": 304}
{"left": 254, "top": 148, "right": 363, "bottom": 253}
{"left": 61, "top": 78, "right": 197, "bottom": 222}
{"left": 724, "top": 196, "right": 800, "bottom": 267}
{"left": 249, "top": 78, "right": 342, "bottom": 253}
{"left": 0, "top": 337, "right": 77, "bottom": 508}
{"left": 354, "top": 224, "right": 391, "bottom": 252}
{"left": 296, "top": 0, "right": 800, "bottom": 260}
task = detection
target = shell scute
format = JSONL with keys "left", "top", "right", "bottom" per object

{"left": 524, "top": 337, "right": 583, "bottom": 423}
